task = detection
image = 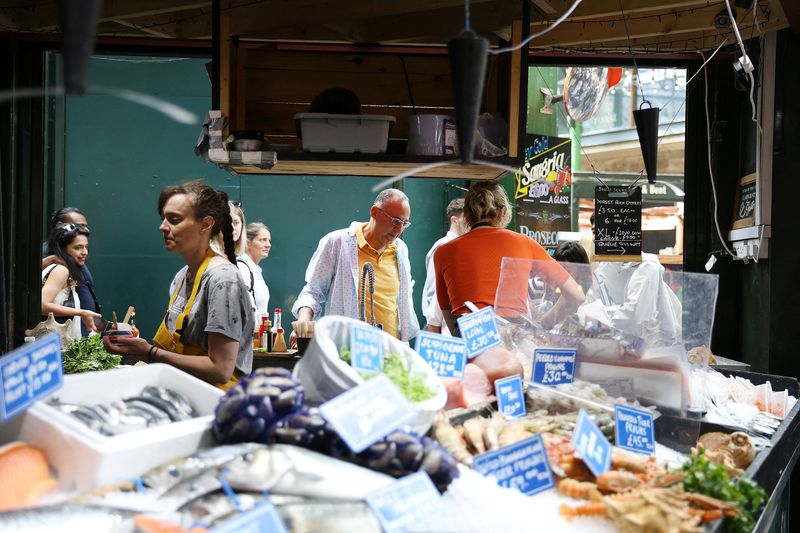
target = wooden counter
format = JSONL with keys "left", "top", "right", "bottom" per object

{"left": 252, "top": 349, "right": 301, "bottom": 371}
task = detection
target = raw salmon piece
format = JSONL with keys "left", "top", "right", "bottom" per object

{"left": 463, "top": 363, "right": 492, "bottom": 405}
{"left": 0, "top": 442, "right": 58, "bottom": 511}
{"left": 442, "top": 378, "right": 468, "bottom": 410}
{"left": 472, "top": 346, "right": 523, "bottom": 390}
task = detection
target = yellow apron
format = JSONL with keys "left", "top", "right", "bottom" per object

{"left": 153, "top": 252, "right": 241, "bottom": 391}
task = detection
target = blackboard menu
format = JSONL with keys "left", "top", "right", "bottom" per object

{"left": 594, "top": 185, "right": 642, "bottom": 261}
{"left": 732, "top": 173, "right": 756, "bottom": 229}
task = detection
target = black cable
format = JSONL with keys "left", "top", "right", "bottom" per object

{"left": 398, "top": 55, "right": 417, "bottom": 116}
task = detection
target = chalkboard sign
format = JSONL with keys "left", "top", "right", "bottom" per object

{"left": 732, "top": 173, "right": 756, "bottom": 229}
{"left": 594, "top": 185, "right": 642, "bottom": 261}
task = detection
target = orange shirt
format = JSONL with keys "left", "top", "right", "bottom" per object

{"left": 434, "top": 227, "right": 569, "bottom": 317}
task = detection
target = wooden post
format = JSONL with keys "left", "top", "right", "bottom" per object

{"left": 508, "top": 20, "right": 522, "bottom": 159}
{"left": 219, "top": 14, "right": 230, "bottom": 136}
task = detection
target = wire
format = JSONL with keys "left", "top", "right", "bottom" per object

{"left": 724, "top": 0, "right": 760, "bottom": 130}
{"left": 398, "top": 56, "right": 417, "bottom": 116}
{"left": 682, "top": 39, "right": 728, "bottom": 89}
{"left": 618, "top": 0, "right": 647, "bottom": 105}
{"left": 700, "top": 52, "right": 739, "bottom": 261}
{"left": 489, "top": 0, "right": 583, "bottom": 55}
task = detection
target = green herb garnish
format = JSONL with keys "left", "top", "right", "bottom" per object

{"left": 62, "top": 335, "right": 122, "bottom": 374}
{"left": 681, "top": 449, "right": 766, "bottom": 533}
{"left": 338, "top": 347, "right": 436, "bottom": 403}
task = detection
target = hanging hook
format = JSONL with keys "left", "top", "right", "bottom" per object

{"left": 628, "top": 170, "right": 645, "bottom": 195}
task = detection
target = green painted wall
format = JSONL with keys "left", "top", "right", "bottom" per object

{"left": 56, "top": 54, "right": 458, "bottom": 338}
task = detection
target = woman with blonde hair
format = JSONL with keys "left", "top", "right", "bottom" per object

{"left": 236, "top": 222, "right": 272, "bottom": 326}
{"left": 433, "top": 181, "right": 584, "bottom": 334}
{"left": 106, "top": 182, "right": 254, "bottom": 390}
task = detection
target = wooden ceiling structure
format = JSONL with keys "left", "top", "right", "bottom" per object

{"left": 0, "top": 0, "right": 793, "bottom": 53}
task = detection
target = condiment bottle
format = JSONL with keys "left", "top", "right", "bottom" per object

{"left": 272, "top": 327, "right": 287, "bottom": 352}
{"left": 129, "top": 308, "right": 139, "bottom": 338}
{"left": 262, "top": 319, "right": 273, "bottom": 352}
{"left": 256, "top": 315, "right": 269, "bottom": 349}
{"left": 271, "top": 308, "right": 282, "bottom": 343}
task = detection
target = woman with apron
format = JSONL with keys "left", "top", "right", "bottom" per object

{"left": 104, "top": 182, "right": 255, "bottom": 390}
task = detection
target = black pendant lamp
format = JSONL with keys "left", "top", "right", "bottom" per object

{"left": 448, "top": 31, "right": 488, "bottom": 164}
{"left": 58, "top": 0, "right": 103, "bottom": 95}
{"left": 633, "top": 101, "right": 660, "bottom": 184}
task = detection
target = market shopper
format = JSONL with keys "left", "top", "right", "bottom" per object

{"left": 237, "top": 222, "right": 272, "bottom": 326}
{"left": 105, "top": 182, "right": 255, "bottom": 390}
{"left": 423, "top": 198, "right": 467, "bottom": 335}
{"left": 42, "top": 207, "right": 101, "bottom": 336}
{"left": 434, "top": 181, "right": 584, "bottom": 334}
{"left": 41, "top": 224, "right": 101, "bottom": 339}
{"left": 292, "top": 188, "right": 419, "bottom": 341}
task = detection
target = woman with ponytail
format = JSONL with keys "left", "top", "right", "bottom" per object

{"left": 433, "top": 181, "right": 584, "bottom": 335}
{"left": 105, "top": 182, "right": 255, "bottom": 390}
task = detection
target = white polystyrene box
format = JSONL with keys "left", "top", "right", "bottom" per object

{"left": 294, "top": 113, "right": 396, "bottom": 153}
{"left": 0, "top": 364, "right": 223, "bottom": 494}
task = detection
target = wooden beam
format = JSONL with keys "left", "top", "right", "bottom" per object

{"left": 219, "top": 14, "right": 231, "bottom": 135}
{"left": 530, "top": 0, "right": 710, "bottom": 23}
{"left": 111, "top": 19, "right": 174, "bottom": 38}
{"left": 226, "top": 0, "right": 497, "bottom": 39}
{"left": 25, "top": 0, "right": 212, "bottom": 31}
{"left": 336, "top": 1, "right": 520, "bottom": 44}
{"left": 527, "top": 3, "right": 770, "bottom": 48}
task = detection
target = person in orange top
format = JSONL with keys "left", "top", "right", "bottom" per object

{"left": 434, "top": 181, "right": 584, "bottom": 335}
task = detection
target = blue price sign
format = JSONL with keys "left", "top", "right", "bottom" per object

{"left": 495, "top": 374, "right": 526, "bottom": 418}
{"left": 320, "top": 374, "right": 415, "bottom": 453}
{"left": 473, "top": 434, "right": 555, "bottom": 496}
{"left": 457, "top": 307, "right": 501, "bottom": 359}
{"left": 532, "top": 348, "right": 576, "bottom": 387}
{"left": 366, "top": 472, "right": 441, "bottom": 533}
{"left": 350, "top": 323, "right": 383, "bottom": 373}
{"left": 414, "top": 332, "right": 466, "bottom": 379}
{"left": 614, "top": 404, "right": 655, "bottom": 456}
{"left": 572, "top": 409, "right": 612, "bottom": 477}
{"left": 210, "top": 500, "right": 287, "bottom": 533}
{"left": 0, "top": 334, "right": 63, "bottom": 422}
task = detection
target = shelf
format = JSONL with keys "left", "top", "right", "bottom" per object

{"left": 224, "top": 153, "right": 519, "bottom": 180}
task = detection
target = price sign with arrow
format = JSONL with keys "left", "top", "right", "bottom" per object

{"left": 594, "top": 185, "right": 642, "bottom": 262}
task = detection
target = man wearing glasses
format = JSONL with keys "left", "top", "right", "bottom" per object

{"left": 293, "top": 188, "right": 419, "bottom": 341}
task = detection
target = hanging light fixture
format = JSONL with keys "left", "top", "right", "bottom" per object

{"left": 447, "top": 30, "right": 488, "bottom": 164}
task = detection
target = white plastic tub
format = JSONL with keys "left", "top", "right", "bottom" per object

{"left": 295, "top": 113, "right": 396, "bottom": 153}
{"left": 0, "top": 364, "right": 223, "bottom": 494}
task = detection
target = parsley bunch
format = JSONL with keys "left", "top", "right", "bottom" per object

{"left": 681, "top": 449, "right": 766, "bottom": 533}
{"left": 62, "top": 335, "right": 122, "bottom": 374}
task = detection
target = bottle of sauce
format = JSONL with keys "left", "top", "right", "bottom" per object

{"left": 256, "top": 315, "right": 269, "bottom": 350}
{"left": 262, "top": 319, "right": 273, "bottom": 352}
{"left": 130, "top": 308, "right": 139, "bottom": 338}
{"left": 271, "top": 308, "right": 282, "bottom": 347}
{"left": 272, "top": 327, "right": 287, "bottom": 352}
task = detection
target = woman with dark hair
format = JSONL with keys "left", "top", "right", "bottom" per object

{"left": 105, "top": 182, "right": 255, "bottom": 390}
{"left": 434, "top": 181, "right": 585, "bottom": 333}
{"left": 41, "top": 224, "right": 101, "bottom": 338}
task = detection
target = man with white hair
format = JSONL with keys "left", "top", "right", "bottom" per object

{"left": 293, "top": 189, "right": 420, "bottom": 341}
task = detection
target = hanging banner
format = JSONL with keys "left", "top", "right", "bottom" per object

{"left": 515, "top": 135, "right": 573, "bottom": 253}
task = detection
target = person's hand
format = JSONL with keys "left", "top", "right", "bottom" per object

{"left": 289, "top": 329, "right": 298, "bottom": 349}
{"left": 103, "top": 335, "right": 151, "bottom": 364}
{"left": 42, "top": 255, "right": 66, "bottom": 269}
{"left": 79, "top": 310, "right": 102, "bottom": 333}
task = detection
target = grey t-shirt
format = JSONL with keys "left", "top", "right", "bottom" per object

{"left": 167, "top": 262, "right": 255, "bottom": 375}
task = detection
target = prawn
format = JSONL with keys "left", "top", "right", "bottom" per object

{"left": 559, "top": 502, "right": 608, "bottom": 521}
{"left": 557, "top": 478, "right": 602, "bottom": 501}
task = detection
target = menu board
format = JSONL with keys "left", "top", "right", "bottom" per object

{"left": 594, "top": 185, "right": 642, "bottom": 261}
{"left": 732, "top": 173, "right": 756, "bottom": 229}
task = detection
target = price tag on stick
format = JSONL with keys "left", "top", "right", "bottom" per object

{"left": 414, "top": 332, "right": 466, "bottom": 379}
{"left": 350, "top": 323, "right": 383, "bottom": 373}
{"left": 457, "top": 307, "right": 502, "bottom": 359}
{"left": 210, "top": 500, "right": 287, "bottom": 533}
{"left": 366, "top": 472, "right": 442, "bottom": 533}
{"left": 614, "top": 404, "right": 655, "bottom": 456}
{"left": 571, "top": 409, "right": 612, "bottom": 477}
{"left": 473, "top": 434, "right": 555, "bottom": 496}
{"left": 495, "top": 374, "right": 526, "bottom": 418}
{"left": 0, "top": 333, "right": 63, "bottom": 422}
{"left": 532, "top": 348, "right": 576, "bottom": 387}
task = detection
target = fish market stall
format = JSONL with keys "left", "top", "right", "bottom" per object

{"left": 1, "top": 263, "right": 799, "bottom": 532}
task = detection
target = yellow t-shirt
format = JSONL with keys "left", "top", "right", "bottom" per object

{"left": 356, "top": 223, "right": 400, "bottom": 338}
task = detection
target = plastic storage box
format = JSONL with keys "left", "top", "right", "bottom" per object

{"left": 0, "top": 364, "right": 223, "bottom": 494}
{"left": 295, "top": 113, "right": 396, "bottom": 153}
